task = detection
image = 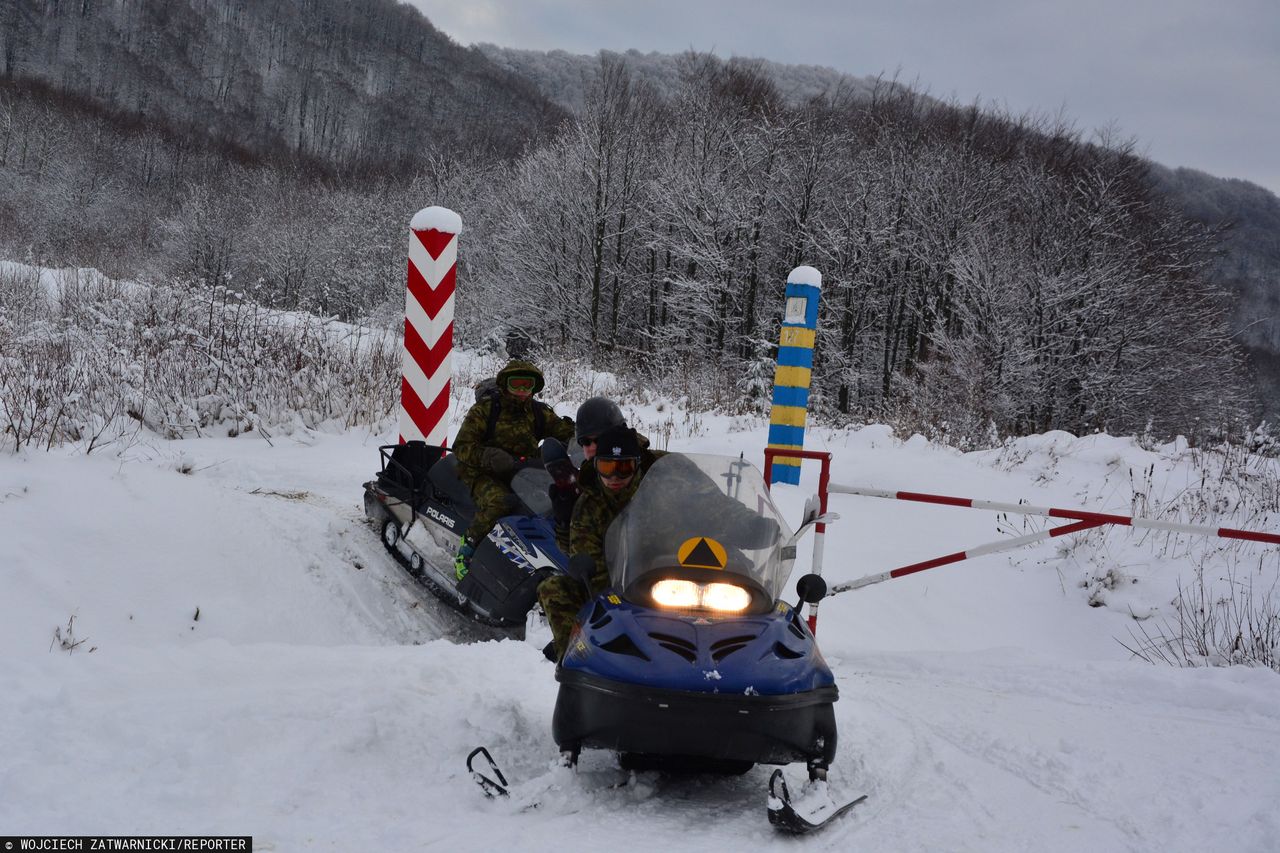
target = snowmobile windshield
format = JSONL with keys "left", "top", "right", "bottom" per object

{"left": 511, "top": 465, "right": 553, "bottom": 517}
{"left": 604, "top": 454, "right": 792, "bottom": 606}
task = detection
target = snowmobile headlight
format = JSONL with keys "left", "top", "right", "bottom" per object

{"left": 651, "top": 579, "right": 700, "bottom": 608}
{"left": 701, "top": 582, "right": 751, "bottom": 613}
{"left": 650, "top": 579, "right": 752, "bottom": 613}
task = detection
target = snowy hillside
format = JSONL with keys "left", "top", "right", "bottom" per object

{"left": 2, "top": 372, "right": 1279, "bottom": 850}
{"left": 474, "top": 44, "right": 883, "bottom": 113}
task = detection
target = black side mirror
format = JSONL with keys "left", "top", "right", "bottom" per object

{"left": 795, "top": 573, "right": 827, "bottom": 605}
{"left": 567, "top": 553, "right": 597, "bottom": 586}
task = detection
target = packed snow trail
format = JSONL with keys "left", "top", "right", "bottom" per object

{"left": 0, "top": 430, "right": 510, "bottom": 650}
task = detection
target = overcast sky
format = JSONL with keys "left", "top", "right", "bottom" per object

{"left": 406, "top": 0, "right": 1280, "bottom": 196}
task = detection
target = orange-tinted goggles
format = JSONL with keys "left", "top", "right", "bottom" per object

{"left": 596, "top": 457, "right": 638, "bottom": 479}
{"left": 507, "top": 375, "right": 536, "bottom": 393}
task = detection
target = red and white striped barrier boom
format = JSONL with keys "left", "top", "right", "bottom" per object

{"left": 826, "top": 484, "right": 1280, "bottom": 596}
{"left": 831, "top": 485, "right": 1280, "bottom": 546}
{"left": 399, "top": 207, "right": 461, "bottom": 446}
{"left": 830, "top": 518, "right": 1107, "bottom": 594}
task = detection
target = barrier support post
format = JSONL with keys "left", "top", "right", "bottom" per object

{"left": 764, "top": 447, "right": 832, "bottom": 635}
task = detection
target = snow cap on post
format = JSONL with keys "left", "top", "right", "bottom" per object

{"left": 409, "top": 206, "right": 463, "bottom": 234}
{"left": 788, "top": 265, "right": 822, "bottom": 289}
{"left": 399, "top": 206, "right": 462, "bottom": 447}
{"left": 767, "top": 266, "right": 823, "bottom": 485}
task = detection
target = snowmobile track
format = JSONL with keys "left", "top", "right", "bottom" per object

{"left": 371, "top": 516, "right": 523, "bottom": 637}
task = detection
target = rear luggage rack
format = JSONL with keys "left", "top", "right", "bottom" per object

{"left": 376, "top": 441, "right": 446, "bottom": 506}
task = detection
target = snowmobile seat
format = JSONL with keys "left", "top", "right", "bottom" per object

{"left": 427, "top": 454, "right": 476, "bottom": 513}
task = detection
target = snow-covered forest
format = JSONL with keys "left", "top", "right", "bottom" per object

{"left": 476, "top": 42, "right": 886, "bottom": 114}
{"left": 1, "top": 79, "right": 1268, "bottom": 446}
{"left": 0, "top": 263, "right": 400, "bottom": 452}
{"left": 3, "top": 0, "right": 1280, "bottom": 443}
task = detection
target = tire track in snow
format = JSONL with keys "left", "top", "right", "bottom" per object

{"left": 245, "top": 484, "right": 515, "bottom": 645}
{"left": 839, "top": 659, "right": 1180, "bottom": 852}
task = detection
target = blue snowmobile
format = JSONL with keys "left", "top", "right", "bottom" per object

{"left": 469, "top": 452, "right": 862, "bottom": 832}
{"left": 553, "top": 453, "right": 837, "bottom": 770}
{"left": 363, "top": 438, "right": 575, "bottom": 628}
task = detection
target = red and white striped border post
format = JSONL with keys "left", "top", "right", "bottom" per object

{"left": 826, "top": 484, "right": 1280, "bottom": 596}
{"left": 399, "top": 207, "right": 461, "bottom": 447}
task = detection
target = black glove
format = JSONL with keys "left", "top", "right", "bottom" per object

{"left": 548, "top": 481, "right": 580, "bottom": 529}
{"left": 545, "top": 457, "right": 577, "bottom": 488}
{"left": 481, "top": 446, "right": 516, "bottom": 476}
{"left": 567, "top": 553, "right": 597, "bottom": 586}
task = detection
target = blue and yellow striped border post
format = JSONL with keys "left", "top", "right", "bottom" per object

{"left": 767, "top": 266, "right": 822, "bottom": 485}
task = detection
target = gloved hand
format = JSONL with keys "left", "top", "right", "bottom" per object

{"left": 548, "top": 481, "right": 580, "bottom": 529}
{"left": 481, "top": 446, "right": 516, "bottom": 476}
{"left": 545, "top": 457, "right": 577, "bottom": 488}
{"left": 567, "top": 553, "right": 597, "bottom": 586}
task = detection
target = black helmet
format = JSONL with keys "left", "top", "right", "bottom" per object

{"left": 575, "top": 396, "right": 625, "bottom": 442}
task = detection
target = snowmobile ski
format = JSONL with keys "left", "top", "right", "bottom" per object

{"left": 466, "top": 745, "right": 641, "bottom": 812}
{"left": 467, "top": 746, "right": 510, "bottom": 798}
{"left": 767, "top": 769, "right": 867, "bottom": 834}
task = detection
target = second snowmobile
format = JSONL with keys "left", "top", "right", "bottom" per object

{"left": 362, "top": 439, "right": 569, "bottom": 627}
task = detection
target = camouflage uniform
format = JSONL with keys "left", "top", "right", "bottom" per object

{"left": 538, "top": 442, "right": 665, "bottom": 660}
{"left": 452, "top": 359, "right": 575, "bottom": 543}
{"left": 549, "top": 432, "right": 658, "bottom": 554}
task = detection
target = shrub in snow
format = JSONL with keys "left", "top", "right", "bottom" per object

{"left": 997, "top": 433, "right": 1280, "bottom": 672}
{"left": 1123, "top": 562, "right": 1280, "bottom": 672}
{"left": 0, "top": 268, "right": 400, "bottom": 452}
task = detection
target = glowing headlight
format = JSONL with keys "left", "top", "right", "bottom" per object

{"left": 701, "top": 582, "right": 751, "bottom": 613}
{"left": 652, "top": 579, "right": 701, "bottom": 608}
{"left": 650, "top": 579, "right": 751, "bottom": 613}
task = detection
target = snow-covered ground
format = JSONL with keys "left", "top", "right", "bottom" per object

{"left": 3, "top": 400, "right": 1279, "bottom": 851}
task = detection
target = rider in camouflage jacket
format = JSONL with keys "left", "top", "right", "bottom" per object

{"left": 538, "top": 425, "right": 664, "bottom": 660}
{"left": 452, "top": 359, "right": 575, "bottom": 565}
